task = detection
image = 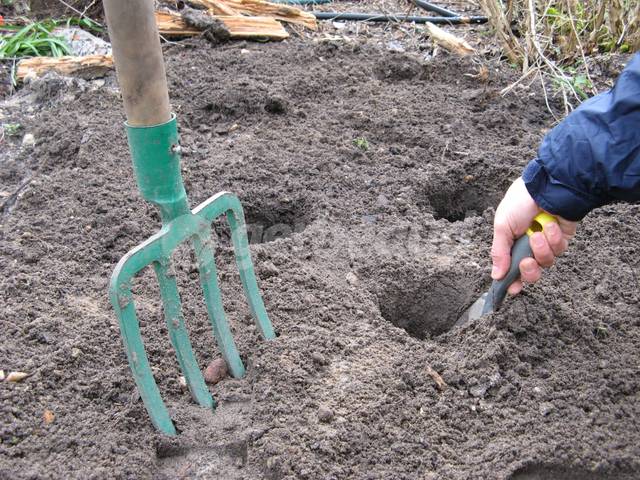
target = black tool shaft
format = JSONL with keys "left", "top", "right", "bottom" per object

{"left": 312, "top": 12, "right": 488, "bottom": 24}
{"left": 481, "top": 235, "right": 533, "bottom": 315}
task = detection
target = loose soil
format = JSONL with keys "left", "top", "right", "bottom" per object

{"left": 1, "top": 38, "right": 639, "bottom": 480}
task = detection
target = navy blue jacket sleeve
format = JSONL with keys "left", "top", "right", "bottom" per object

{"left": 523, "top": 53, "right": 640, "bottom": 221}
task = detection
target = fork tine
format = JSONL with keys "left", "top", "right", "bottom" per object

{"left": 192, "top": 231, "right": 246, "bottom": 379}
{"left": 226, "top": 205, "right": 275, "bottom": 340}
{"left": 153, "top": 258, "right": 215, "bottom": 409}
{"left": 110, "top": 279, "right": 176, "bottom": 435}
{"left": 193, "top": 192, "right": 276, "bottom": 340}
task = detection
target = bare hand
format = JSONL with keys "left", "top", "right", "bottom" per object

{"left": 491, "top": 177, "right": 577, "bottom": 294}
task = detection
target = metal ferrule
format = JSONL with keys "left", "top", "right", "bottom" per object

{"left": 125, "top": 114, "right": 190, "bottom": 223}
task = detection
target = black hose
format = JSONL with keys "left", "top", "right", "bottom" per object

{"left": 312, "top": 12, "right": 488, "bottom": 24}
{"left": 413, "top": 0, "right": 458, "bottom": 18}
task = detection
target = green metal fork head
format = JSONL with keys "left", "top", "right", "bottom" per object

{"left": 109, "top": 115, "right": 275, "bottom": 435}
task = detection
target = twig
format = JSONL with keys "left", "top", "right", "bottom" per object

{"left": 538, "top": 68, "right": 560, "bottom": 123}
{"left": 564, "top": 0, "right": 595, "bottom": 97}
{"left": 500, "top": 65, "right": 538, "bottom": 96}
{"left": 55, "top": 0, "right": 104, "bottom": 27}
{"left": 425, "top": 365, "right": 448, "bottom": 391}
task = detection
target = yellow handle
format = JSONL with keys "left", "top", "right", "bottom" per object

{"left": 526, "top": 212, "right": 557, "bottom": 236}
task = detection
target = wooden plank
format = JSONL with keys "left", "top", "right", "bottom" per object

{"left": 16, "top": 54, "right": 114, "bottom": 81}
{"left": 190, "top": 0, "right": 317, "bottom": 30}
{"left": 156, "top": 10, "right": 289, "bottom": 40}
{"left": 189, "top": 0, "right": 238, "bottom": 16}
{"left": 156, "top": 11, "right": 202, "bottom": 35}
{"left": 218, "top": 15, "right": 290, "bottom": 39}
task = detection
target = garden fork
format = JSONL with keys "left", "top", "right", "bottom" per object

{"left": 103, "top": 0, "right": 275, "bottom": 435}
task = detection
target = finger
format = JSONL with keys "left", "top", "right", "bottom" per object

{"left": 543, "top": 221, "right": 568, "bottom": 256}
{"left": 520, "top": 257, "right": 542, "bottom": 283}
{"left": 529, "top": 232, "right": 555, "bottom": 268}
{"left": 491, "top": 219, "right": 514, "bottom": 280}
{"left": 507, "top": 279, "right": 523, "bottom": 295}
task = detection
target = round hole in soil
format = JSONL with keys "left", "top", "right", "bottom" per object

{"left": 213, "top": 199, "right": 311, "bottom": 244}
{"left": 377, "top": 273, "right": 477, "bottom": 339}
{"left": 420, "top": 168, "right": 516, "bottom": 222}
{"left": 509, "top": 464, "right": 636, "bottom": 480}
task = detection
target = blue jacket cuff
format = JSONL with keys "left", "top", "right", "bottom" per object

{"left": 522, "top": 159, "right": 603, "bottom": 221}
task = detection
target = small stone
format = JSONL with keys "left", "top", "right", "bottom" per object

{"left": 22, "top": 133, "right": 35, "bottom": 146}
{"left": 539, "top": 402, "right": 555, "bottom": 416}
{"left": 204, "top": 358, "right": 228, "bottom": 385}
{"left": 43, "top": 410, "right": 55, "bottom": 424}
{"left": 386, "top": 40, "right": 405, "bottom": 53}
{"left": 463, "top": 174, "right": 475, "bottom": 183}
{"left": 261, "top": 261, "right": 280, "bottom": 278}
{"left": 469, "top": 385, "right": 487, "bottom": 398}
{"left": 345, "top": 271, "right": 359, "bottom": 286}
{"left": 595, "top": 283, "right": 608, "bottom": 299}
{"left": 311, "top": 352, "right": 327, "bottom": 366}
{"left": 6, "top": 371, "right": 28, "bottom": 382}
{"left": 0, "top": 370, "right": 4, "bottom": 381}
{"left": 178, "top": 376, "right": 187, "bottom": 390}
{"left": 71, "top": 347, "right": 82, "bottom": 358}
{"left": 318, "top": 406, "right": 334, "bottom": 423}
{"left": 376, "top": 194, "right": 390, "bottom": 208}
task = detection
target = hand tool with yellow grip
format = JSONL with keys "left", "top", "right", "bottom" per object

{"left": 455, "top": 212, "right": 557, "bottom": 327}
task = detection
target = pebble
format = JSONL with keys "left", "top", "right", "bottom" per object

{"left": 71, "top": 347, "right": 82, "bottom": 358}
{"left": 318, "top": 406, "right": 334, "bottom": 423}
{"left": 469, "top": 385, "right": 487, "bottom": 398}
{"left": 22, "top": 133, "right": 35, "bottom": 146}
{"left": 43, "top": 410, "right": 55, "bottom": 424}
{"left": 539, "top": 402, "right": 555, "bottom": 416}
{"left": 204, "top": 358, "right": 228, "bottom": 385}
{"left": 345, "top": 271, "right": 359, "bottom": 286}
{"left": 376, "top": 194, "right": 389, "bottom": 208}
{"left": 311, "top": 352, "right": 327, "bottom": 366}
{"left": 6, "top": 371, "right": 28, "bottom": 383}
{"left": 261, "top": 261, "right": 280, "bottom": 277}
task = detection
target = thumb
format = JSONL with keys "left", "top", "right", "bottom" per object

{"left": 491, "top": 219, "right": 514, "bottom": 280}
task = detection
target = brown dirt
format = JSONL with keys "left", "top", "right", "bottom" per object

{"left": 1, "top": 37, "right": 639, "bottom": 480}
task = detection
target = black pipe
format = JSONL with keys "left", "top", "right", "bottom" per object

{"left": 413, "top": 0, "right": 458, "bottom": 18}
{"left": 312, "top": 12, "right": 488, "bottom": 24}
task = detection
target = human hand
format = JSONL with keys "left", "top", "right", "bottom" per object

{"left": 491, "top": 177, "right": 577, "bottom": 294}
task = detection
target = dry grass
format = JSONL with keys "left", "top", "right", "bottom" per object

{"left": 479, "top": 0, "right": 639, "bottom": 117}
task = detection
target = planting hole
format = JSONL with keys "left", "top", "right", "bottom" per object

{"left": 510, "top": 464, "right": 636, "bottom": 480}
{"left": 420, "top": 170, "right": 515, "bottom": 222}
{"left": 376, "top": 273, "right": 477, "bottom": 339}
{"left": 214, "top": 200, "right": 310, "bottom": 244}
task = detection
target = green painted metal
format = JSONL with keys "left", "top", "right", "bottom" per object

{"left": 109, "top": 115, "right": 275, "bottom": 436}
